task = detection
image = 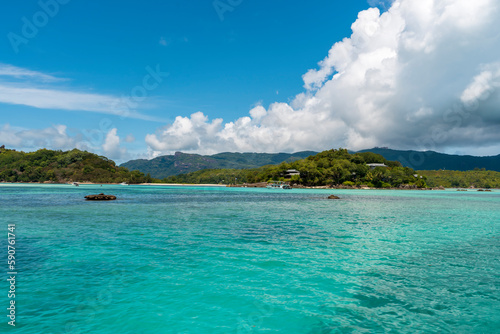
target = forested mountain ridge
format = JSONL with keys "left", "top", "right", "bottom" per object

{"left": 120, "top": 151, "right": 317, "bottom": 179}
{"left": 122, "top": 148, "right": 500, "bottom": 178}
{"left": 359, "top": 148, "right": 500, "bottom": 172}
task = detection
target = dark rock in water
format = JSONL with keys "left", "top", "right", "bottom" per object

{"left": 85, "top": 193, "right": 117, "bottom": 201}
{"left": 327, "top": 195, "right": 340, "bottom": 199}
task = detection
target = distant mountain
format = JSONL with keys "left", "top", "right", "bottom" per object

{"left": 121, "top": 148, "right": 500, "bottom": 178}
{"left": 120, "top": 151, "right": 317, "bottom": 179}
{"left": 358, "top": 148, "right": 500, "bottom": 172}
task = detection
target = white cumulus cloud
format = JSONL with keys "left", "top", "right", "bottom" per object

{"left": 0, "top": 123, "right": 133, "bottom": 163}
{"left": 102, "top": 128, "right": 129, "bottom": 160}
{"left": 0, "top": 124, "right": 80, "bottom": 150}
{"left": 146, "top": 0, "right": 500, "bottom": 156}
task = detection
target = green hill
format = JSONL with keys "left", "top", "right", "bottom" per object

{"left": 0, "top": 147, "right": 152, "bottom": 184}
{"left": 163, "top": 148, "right": 428, "bottom": 188}
{"left": 120, "top": 151, "right": 317, "bottom": 179}
{"left": 358, "top": 148, "right": 500, "bottom": 172}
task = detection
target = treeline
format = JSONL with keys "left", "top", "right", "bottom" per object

{"left": 0, "top": 147, "right": 153, "bottom": 184}
{"left": 418, "top": 169, "right": 500, "bottom": 188}
{"left": 164, "top": 149, "right": 428, "bottom": 188}
{"left": 6, "top": 146, "right": 496, "bottom": 188}
{"left": 164, "top": 168, "right": 262, "bottom": 185}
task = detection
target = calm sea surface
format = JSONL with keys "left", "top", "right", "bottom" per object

{"left": 0, "top": 184, "right": 499, "bottom": 333}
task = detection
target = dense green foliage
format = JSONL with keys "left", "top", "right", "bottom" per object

{"left": 123, "top": 148, "right": 500, "bottom": 179}
{"left": 0, "top": 147, "right": 153, "bottom": 184}
{"left": 418, "top": 169, "right": 500, "bottom": 188}
{"left": 360, "top": 148, "right": 500, "bottom": 172}
{"left": 121, "top": 151, "right": 317, "bottom": 179}
{"left": 164, "top": 168, "right": 254, "bottom": 185}
{"left": 3, "top": 146, "right": 496, "bottom": 188}
{"left": 164, "top": 149, "right": 428, "bottom": 188}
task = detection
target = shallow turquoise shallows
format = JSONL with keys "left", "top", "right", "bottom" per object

{"left": 1, "top": 184, "right": 499, "bottom": 333}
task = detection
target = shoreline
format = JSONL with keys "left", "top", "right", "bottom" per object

{"left": 139, "top": 183, "right": 227, "bottom": 187}
{"left": 0, "top": 182, "right": 497, "bottom": 191}
{"left": 0, "top": 182, "right": 228, "bottom": 187}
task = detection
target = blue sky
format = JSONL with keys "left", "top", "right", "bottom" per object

{"left": 1, "top": 0, "right": 500, "bottom": 162}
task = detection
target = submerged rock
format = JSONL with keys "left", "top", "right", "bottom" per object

{"left": 84, "top": 193, "right": 117, "bottom": 201}
{"left": 327, "top": 195, "right": 340, "bottom": 199}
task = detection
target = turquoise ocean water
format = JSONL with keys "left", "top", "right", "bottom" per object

{"left": 0, "top": 184, "right": 499, "bottom": 333}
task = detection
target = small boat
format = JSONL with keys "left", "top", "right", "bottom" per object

{"left": 266, "top": 181, "right": 292, "bottom": 189}
{"left": 120, "top": 182, "right": 129, "bottom": 186}
{"left": 72, "top": 182, "right": 79, "bottom": 187}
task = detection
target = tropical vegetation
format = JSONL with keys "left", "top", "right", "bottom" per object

{"left": 164, "top": 149, "right": 428, "bottom": 188}
{"left": 120, "top": 148, "right": 500, "bottom": 178}
{"left": 0, "top": 147, "right": 153, "bottom": 184}
{"left": 2, "top": 146, "right": 498, "bottom": 189}
{"left": 418, "top": 169, "right": 500, "bottom": 189}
